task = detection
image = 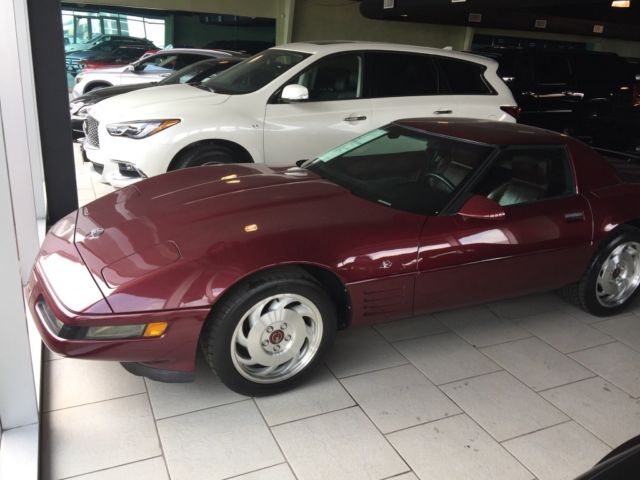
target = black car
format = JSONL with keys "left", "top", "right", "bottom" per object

{"left": 575, "top": 435, "right": 640, "bottom": 480}
{"left": 69, "top": 57, "right": 244, "bottom": 141}
{"left": 475, "top": 49, "right": 640, "bottom": 153}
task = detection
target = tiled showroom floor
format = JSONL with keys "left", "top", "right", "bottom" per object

{"left": 42, "top": 147, "right": 640, "bottom": 480}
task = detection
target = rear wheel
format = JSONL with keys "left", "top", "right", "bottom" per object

{"left": 561, "top": 228, "right": 640, "bottom": 316}
{"left": 201, "top": 269, "right": 336, "bottom": 396}
{"left": 170, "top": 144, "right": 238, "bottom": 170}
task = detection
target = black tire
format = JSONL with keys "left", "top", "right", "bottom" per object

{"left": 560, "top": 227, "right": 640, "bottom": 317}
{"left": 201, "top": 268, "right": 337, "bottom": 396}
{"left": 170, "top": 144, "right": 237, "bottom": 170}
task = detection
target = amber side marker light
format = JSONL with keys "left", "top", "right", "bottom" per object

{"left": 144, "top": 322, "right": 168, "bottom": 337}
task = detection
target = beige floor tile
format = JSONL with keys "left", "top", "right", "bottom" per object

{"left": 69, "top": 457, "right": 168, "bottom": 480}
{"left": 341, "top": 364, "right": 460, "bottom": 433}
{"left": 593, "top": 314, "right": 640, "bottom": 351}
{"left": 326, "top": 327, "right": 407, "bottom": 378}
{"left": 373, "top": 314, "right": 448, "bottom": 342}
{"left": 157, "top": 400, "right": 283, "bottom": 480}
{"left": 388, "top": 415, "right": 534, "bottom": 480}
{"left": 481, "top": 337, "right": 593, "bottom": 391}
{"left": 42, "top": 394, "right": 160, "bottom": 480}
{"left": 541, "top": 377, "right": 640, "bottom": 447}
{"left": 255, "top": 366, "right": 353, "bottom": 426}
{"left": 44, "top": 359, "right": 146, "bottom": 412}
{"left": 146, "top": 358, "right": 246, "bottom": 420}
{"left": 570, "top": 342, "right": 640, "bottom": 397}
{"left": 441, "top": 371, "right": 568, "bottom": 441}
{"left": 503, "top": 422, "right": 610, "bottom": 480}
{"left": 518, "top": 311, "right": 613, "bottom": 353}
{"left": 273, "top": 407, "right": 407, "bottom": 480}
{"left": 440, "top": 311, "right": 531, "bottom": 348}
{"left": 394, "top": 333, "right": 500, "bottom": 385}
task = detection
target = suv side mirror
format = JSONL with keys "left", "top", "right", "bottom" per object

{"left": 126, "top": 64, "right": 136, "bottom": 72}
{"left": 458, "top": 195, "right": 506, "bottom": 220}
{"left": 281, "top": 84, "right": 309, "bottom": 102}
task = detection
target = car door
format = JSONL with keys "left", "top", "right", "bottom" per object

{"left": 413, "top": 146, "right": 593, "bottom": 314}
{"left": 263, "top": 52, "right": 373, "bottom": 166}
{"left": 364, "top": 52, "right": 459, "bottom": 126}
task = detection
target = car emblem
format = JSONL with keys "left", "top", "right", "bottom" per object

{"left": 380, "top": 260, "right": 392, "bottom": 269}
{"left": 86, "top": 227, "right": 104, "bottom": 239}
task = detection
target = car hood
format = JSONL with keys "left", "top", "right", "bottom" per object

{"left": 90, "top": 84, "right": 230, "bottom": 122}
{"left": 74, "top": 82, "right": 156, "bottom": 104}
{"left": 80, "top": 65, "right": 129, "bottom": 75}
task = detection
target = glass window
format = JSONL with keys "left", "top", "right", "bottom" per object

{"left": 203, "top": 49, "right": 309, "bottom": 95}
{"left": 308, "top": 125, "right": 492, "bottom": 215}
{"left": 136, "top": 54, "right": 178, "bottom": 72}
{"left": 366, "top": 52, "right": 438, "bottom": 98}
{"left": 438, "top": 57, "right": 493, "bottom": 94}
{"left": 161, "top": 59, "right": 240, "bottom": 85}
{"left": 470, "top": 148, "right": 574, "bottom": 207}
{"left": 288, "top": 53, "right": 362, "bottom": 101}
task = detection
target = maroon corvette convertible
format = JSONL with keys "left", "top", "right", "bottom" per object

{"left": 28, "top": 119, "right": 640, "bottom": 395}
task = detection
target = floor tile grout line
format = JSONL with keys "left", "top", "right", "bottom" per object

{"left": 144, "top": 379, "right": 173, "bottom": 480}
{"left": 267, "top": 403, "right": 356, "bottom": 428}
{"left": 152, "top": 396, "right": 250, "bottom": 423}
{"left": 498, "top": 418, "right": 573, "bottom": 444}
{"left": 382, "top": 411, "right": 467, "bottom": 436}
{"left": 564, "top": 339, "right": 618, "bottom": 355}
{"left": 43, "top": 391, "right": 147, "bottom": 415}
{"left": 332, "top": 360, "right": 411, "bottom": 381}
{"left": 434, "top": 368, "right": 506, "bottom": 388}
{"left": 58, "top": 455, "right": 165, "bottom": 480}
{"left": 251, "top": 397, "right": 300, "bottom": 480}
{"left": 380, "top": 472, "right": 415, "bottom": 480}
{"left": 221, "top": 461, "right": 290, "bottom": 480}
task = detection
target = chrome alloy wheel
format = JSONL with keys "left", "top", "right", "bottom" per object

{"left": 230, "top": 294, "right": 323, "bottom": 384}
{"left": 596, "top": 241, "right": 640, "bottom": 308}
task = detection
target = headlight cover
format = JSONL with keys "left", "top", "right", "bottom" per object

{"left": 106, "top": 119, "right": 181, "bottom": 139}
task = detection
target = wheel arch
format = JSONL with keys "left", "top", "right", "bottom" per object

{"left": 199, "top": 263, "right": 352, "bottom": 341}
{"left": 167, "top": 139, "right": 254, "bottom": 171}
{"left": 83, "top": 81, "right": 112, "bottom": 93}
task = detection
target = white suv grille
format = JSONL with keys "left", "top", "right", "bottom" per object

{"left": 84, "top": 116, "right": 100, "bottom": 148}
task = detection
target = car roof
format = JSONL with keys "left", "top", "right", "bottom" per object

{"left": 278, "top": 41, "right": 497, "bottom": 67}
{"left": 395, "top": 118, "right": 569, "bottom": 146}
{"left": 154, "top": 48, "right": 240, "bottom": 57}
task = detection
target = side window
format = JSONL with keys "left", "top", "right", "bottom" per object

{"left": 471, "top": 148, "right": 574, "bottom": 207}
{"left": 288, "top": 53, "right": 363, "bottom": 102}
{"left": 174, "top": 54, "right": 206, "bottom": 71}
{"left": 138, "top": 54, "right": 178, "bottom": 71}
{"left": 365, "top": 52, "right": 438, "bottom": 98}
{"left": 533, "top": 54, "right": 571, "bottom": 84}
{"left": 438, "top": 58, "right": 493, "bottom": 95}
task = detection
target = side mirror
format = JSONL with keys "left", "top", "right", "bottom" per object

{"left": 458, "top": 195, "right": 506, "bottom": 220}
{"left": 126, "top": 64, "right": 136, "bottom": 72}
{"left": 281, "top": 84, "right": 309, "bottom": 102}
{"left": 295, "top": 159, "right": 309, "bottom": 167}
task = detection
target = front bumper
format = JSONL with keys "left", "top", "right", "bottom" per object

{"left": 28, "top": 260, "right": 209, "bottom": 376}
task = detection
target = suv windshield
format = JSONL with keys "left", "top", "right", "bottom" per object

{"left": 202, "top": 49, "right": 309, "bottom": 94}
{"left": 306, "top": 125, "right": 493, "bottom": 215}
{"left": 160, "top": 59, "right": 242, "bottom": 86}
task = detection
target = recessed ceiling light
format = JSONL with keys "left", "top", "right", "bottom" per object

{"left": 611, "top": 0, "right": 630, "bottom": 7}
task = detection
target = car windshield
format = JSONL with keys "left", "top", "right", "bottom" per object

{"left": 159, "top": 59, "right": 240, "bottom": 86}
{"left": 306, "top": 125, "right": 494, "bottom": 216}
{"left": 201, "top": 49, "right": 309, "bottom": 94}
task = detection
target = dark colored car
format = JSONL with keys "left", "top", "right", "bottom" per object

{"left": 475, "top": 49, "right": 640, "bottom": 152}
{"left": 69, "top": 57, "right": 244, "bottom": 141}
{"left": 28, "top": 119, "right": 640, "bottom": 395}
{"left": 65, "top": 36, "right": 157, "bottom": 74}
{"left": 575, "top": 435, "right": 640, "bottom": 479}
{"left": 66, "top": 45, "right": 154, "bottom": 76}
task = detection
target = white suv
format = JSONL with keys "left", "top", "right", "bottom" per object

{"left": 84, "top": 41, "right": 518, "bottom": 187}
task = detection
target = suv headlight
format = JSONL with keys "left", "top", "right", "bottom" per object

{"left": 106, "top": 119, "right": 181, "bottom": 139}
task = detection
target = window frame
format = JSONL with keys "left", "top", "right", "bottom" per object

{"left": 435, "top": 56, "right": 498, "bottom": 96}
{"left": 269, "top": 51, "right": 365, "bottom": 104}
{"left": 444, "top": 144, "right": 578, "bottom": 214}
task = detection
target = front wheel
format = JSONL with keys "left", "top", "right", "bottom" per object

{"left": 201, "top": 269, "right": 336, "bottom": 396}
{"left": 562, "top": 228, "right": 640, "bottom": 316}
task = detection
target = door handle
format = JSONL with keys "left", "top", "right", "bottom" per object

{"left": 344, "top": 115, "right": 367, "bottom": 122}
{"left": 434, "top": 110, "right": 453, "bottom": 115}
{"left": 564, "top": 212, "right": 586, "bottom": 223}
